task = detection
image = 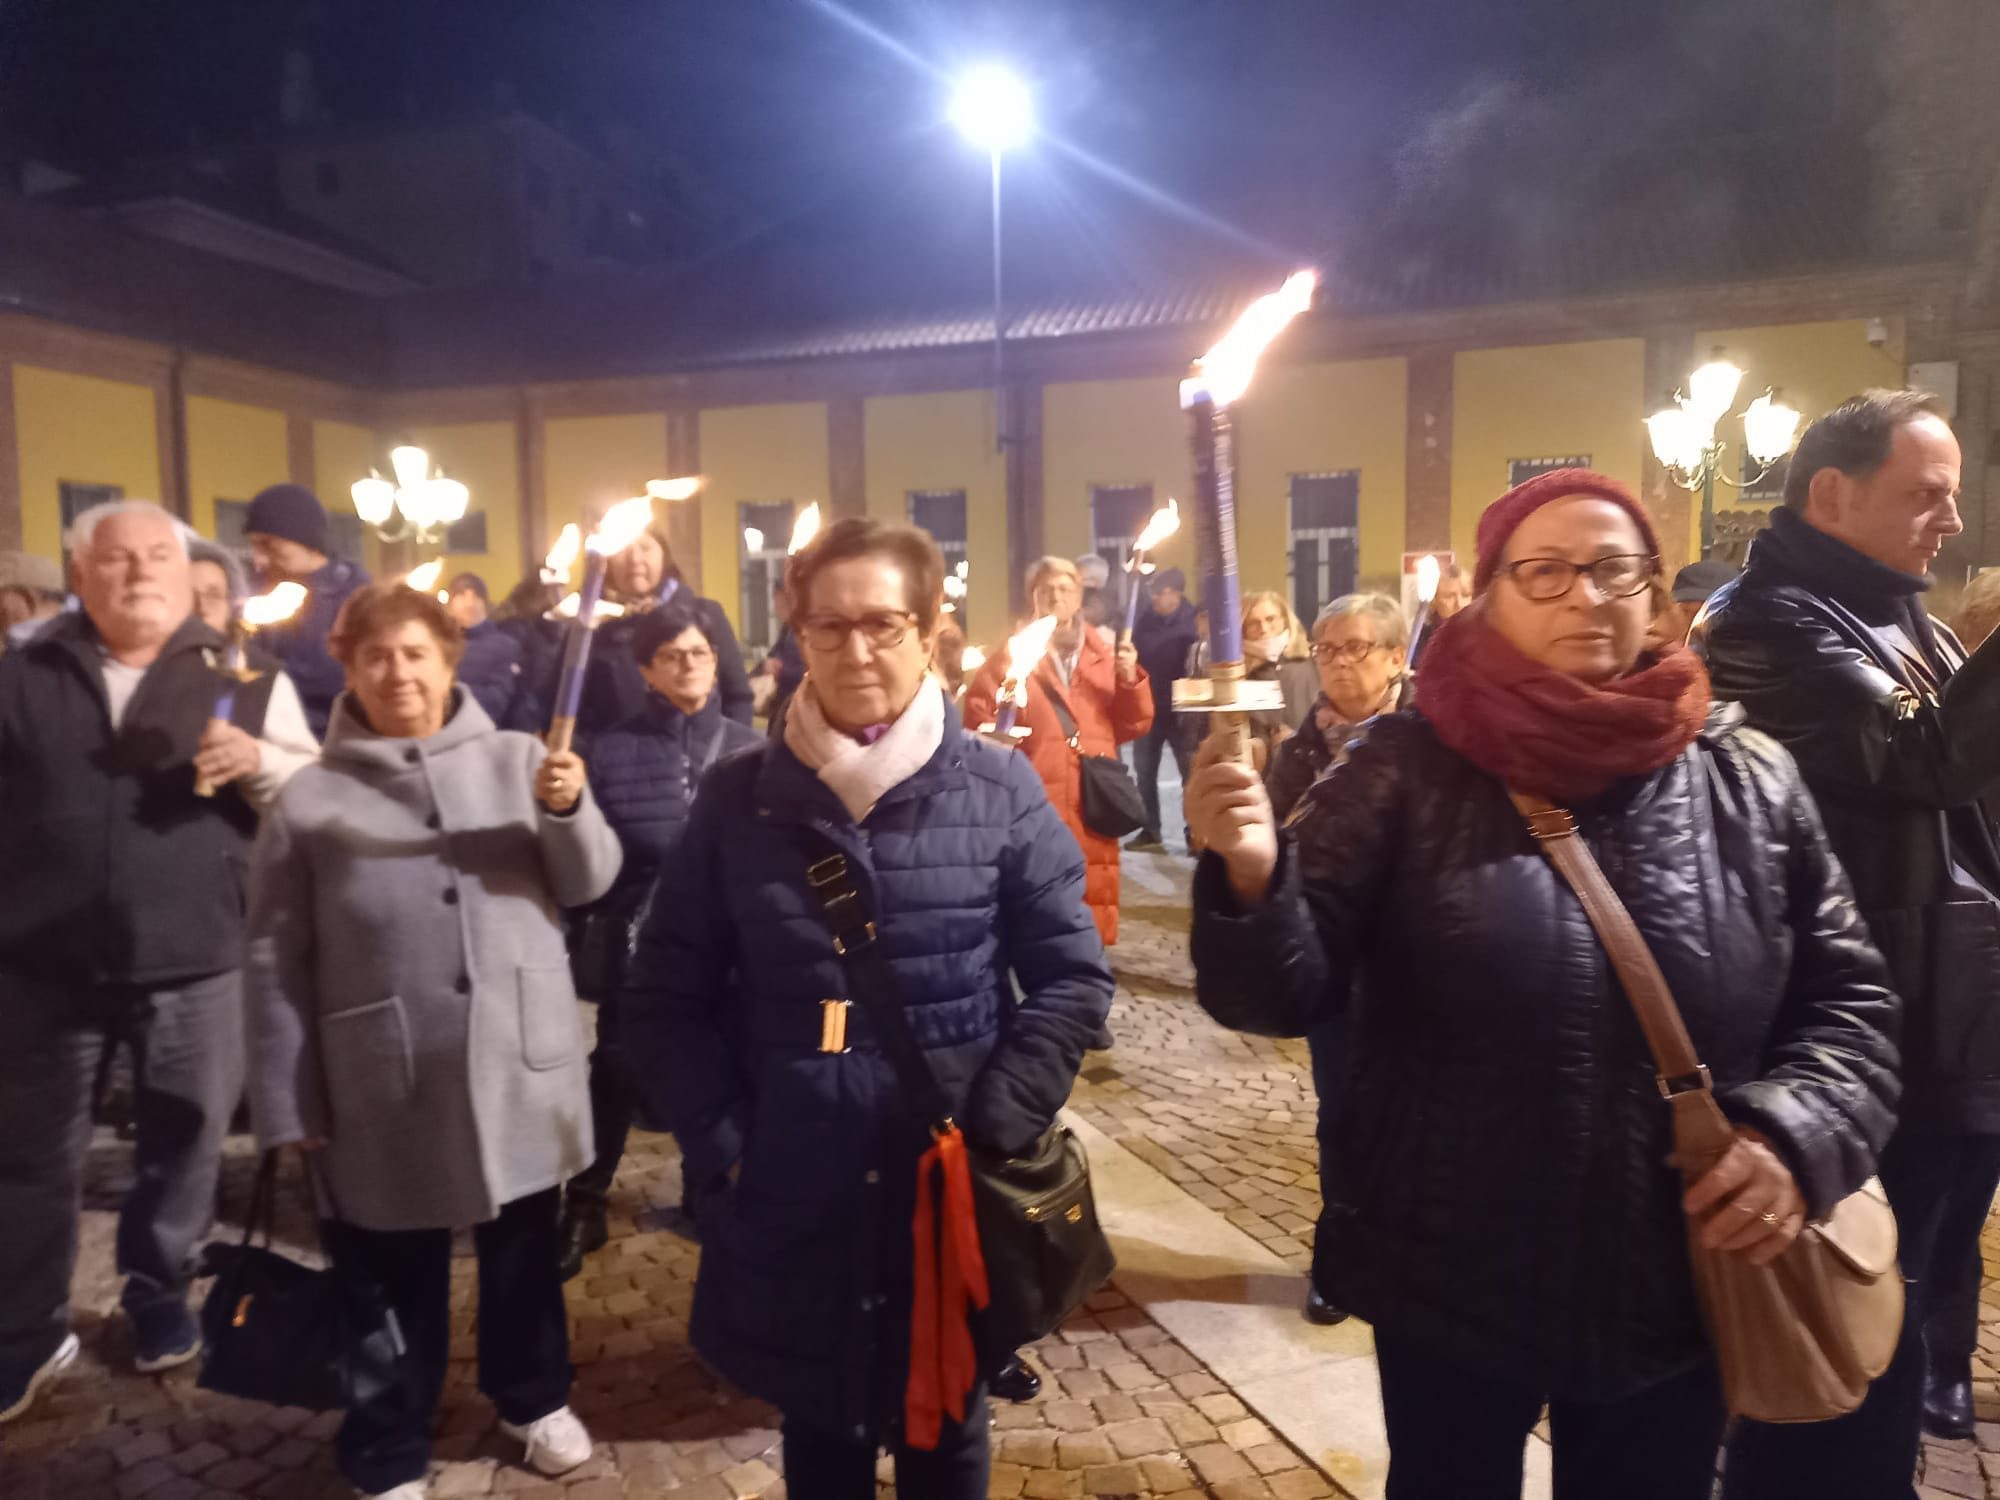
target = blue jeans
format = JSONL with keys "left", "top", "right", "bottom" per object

{"left": 1131, "top": 721, "right": 1190, "bottom": 843}
{"left": 0, "top": 969, "right": 245, "bottom": 1379}
{"left": 1722, "top": 1129, "right": 2000, "bottom": 1500}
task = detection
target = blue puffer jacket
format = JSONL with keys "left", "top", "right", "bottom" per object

{"left": 259, "top": 555, "right": 370, "bottom": 738}
{"left": 458, "top": 620, "right": 538, "bottom": 732}
{"left": 590, "top": 692, "right": 762, "bottom": 902}
{"left": 621, "top": 699, "right": 1113, "bottom": 1437}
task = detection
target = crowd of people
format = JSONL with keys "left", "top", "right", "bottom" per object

{"left": 0, "top": 386, "right": 1994, "bottom": 1500}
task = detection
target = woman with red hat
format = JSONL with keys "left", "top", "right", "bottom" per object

{"left": 1185, "top": 471, "right": 1902, "bottom": 1497}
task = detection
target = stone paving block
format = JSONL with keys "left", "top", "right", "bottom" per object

{"left": 432, "top": 1462, "right": 499, "bottom": 1497}
{"left": 996, "top": 1430, "right": 1059, "bottom": 1467}
{"left": 1186, "top": 1442, "right": 1254, "bottom": 1483}
{"left": 1080, "top": 1462, "right": 1142, "bottom": 1495}
{"left": 1020, "top": 1471, "right": 1082, "bottom": 1499}
{"left": 1266, "top": 1471, "right": 1336, "bottom": 1500}
{"left": 986, "top": 1462, "right": 1029, "bottom": 1498}
{"left": 1055, "top": 1431, "right": 1117, "bottom": 1469}
{"left": 1101, "top": 1417, "right": 1174, "bottom": 1459}
{"left": 720, "top": 1457, "right": 781, "bottom": 1497}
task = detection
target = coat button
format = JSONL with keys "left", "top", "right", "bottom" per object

{"left": 455, "top": 975, "right": 470, "bottom": 994}
{"left": 443, "top": 889, "right": 460, "bottom": 905}
{"left": 863, "top": 1169, "right": 880, "bottom": 1185}
{"left": 404, "top": 748, "right": 420, "bottom": 764}
{"left": 426, "top": 814, "right": 440, "bottom": 830}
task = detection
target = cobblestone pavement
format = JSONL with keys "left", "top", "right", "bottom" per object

{"left": 9, "top": 847, "right": 2000, "bottom": 1498}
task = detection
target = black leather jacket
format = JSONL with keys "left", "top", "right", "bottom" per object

{"left": 1192, "top": 708, "right": 1899, "bottom": 1398}
{"left": 1698, "top": 508, "right": 2000, "bottom": 1133}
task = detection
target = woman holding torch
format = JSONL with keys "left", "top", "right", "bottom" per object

{"left": 1186, "top": 472, "right": 1900, "bottom": 1497}
{"left": 621, "top": 516, "right": 1110, "bottom": 1498}
{"left": 963, "top": 556, "right": 1153, "bottom": 944}
{"left": 244, "top": 583, "right": 622, "bottom": 1499}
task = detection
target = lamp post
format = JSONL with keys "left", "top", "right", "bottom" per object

{"left": 950, "top": 65, "right": 1033, "bottom": 609}
{"left": 1646, "top": 350, "right": 1802, "bottom": 560}
{"left": 350, "top": 443, "right": 470, "bottom": 549}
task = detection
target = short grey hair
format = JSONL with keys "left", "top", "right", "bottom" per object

{"left": 1312, "top": 592, "right": 1410, "bottom": 654}
{"left": 185, "top": 534, "right": 248, "bottom": 606}
{"left": 68, "top": 499, "right": 188, "bottom": 557}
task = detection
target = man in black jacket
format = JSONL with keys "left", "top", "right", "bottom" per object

{"left": 1128, "top": 568, "right": 1199, "bottom": 850}
{"left": 0, "top": 501, "right": 299, "bottom": 1422}
{"left": 1698, "top": 389, "right": 1996, "bottom": 1496}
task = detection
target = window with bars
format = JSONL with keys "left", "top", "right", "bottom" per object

{"left": 909, "top": 489, "right": 970, "bottom": 624}
{"left": 739, "top": 500, "right": 795, "bottom": 654}
{"left": 1741, "top": 450, "right": 1789, "bottom": 503}
{"left": 1288, "top": 472, "right": 1359, "bottom": 626}
{"left": 214, "top": 499, "right": 364, "bottom": 568}
{"left": 57, "top": 481, "right": 123, "bottom": 571}
{"left": 1507, "top": 454, "right": 1592, "bottom": 486}
{"left": 1090, "top": 483, "right": 1152, "bottom": 620}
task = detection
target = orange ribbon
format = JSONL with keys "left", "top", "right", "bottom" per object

{"left": 904, "top": 1125, "right": 991, "bottom": 1449}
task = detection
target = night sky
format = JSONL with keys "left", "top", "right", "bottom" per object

{"left": 0, "top": 0, "right": 1845, "bottom": 276}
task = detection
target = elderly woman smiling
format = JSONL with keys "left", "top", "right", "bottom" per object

{"left": 245, "top": 583, "right": 621, "bottom": 1500}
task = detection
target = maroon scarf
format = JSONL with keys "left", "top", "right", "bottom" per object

{"left": 1413, "top": 609, "right": 1710, "bottom": 804}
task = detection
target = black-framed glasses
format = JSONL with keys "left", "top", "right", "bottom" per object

{"left": 800, "top": 611, "right": 919, "bottom": 653}
{"left": 1310, "top": 640, "right": 1383, "bottom": 665}
{"left": 653, "top": 646, "right": 714, "bottom": 668}
{"left": 1497, "top": 554, "right": 1658, "bottom": 602}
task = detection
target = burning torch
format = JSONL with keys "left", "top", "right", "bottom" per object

{"left": 986, "top": 614, "right": 1058, "bottom": 738}
{"left": 1174, "top": 269, "right": 1317, "bottom": 764}
{"left": 788, "top": 502, "right": 822, "bottom": 556}
{"left": 1121, "top": 499, "right": 1182, "bottom": 641}
{"left": 1408, "top": 554, "right": 1442, "bottom": 656}
{"left": 547, "top": 495, "right": 657, "bottom": 754}
{"left": 195, "top": 581, "right": 308, "bottom": 796}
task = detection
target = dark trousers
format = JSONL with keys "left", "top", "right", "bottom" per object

{"left": 323, "top": 1187, "right": 572, "bottom": 1494}
{"left": 0, "top": 969, "right": 243, "bottom": 1380}
{"left": 1925, "top": 1164, "right": 1990, "bottom": 1379}
{"left": 567, "top": 1002, "right": 633, "bottom": 1213}
{"left": 1131, "top": 720, "right": 1190, "bottom": 843}
{"left": 1375, "top": 1331, "right": 1724, "bottom": 1500}
{"left": 781, "top": 1387, "right": 991, "bottom": 1500}
{"left": 1723, "top": 1130, "right": 2000, "bottom": 1500}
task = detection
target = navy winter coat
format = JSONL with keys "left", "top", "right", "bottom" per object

{"left": 589, "top": 692, "right": 761, "bottom": 903}
{"left": 621, "top": 702, "right": 1113, "bottom": 1437}
{"left": 1194, "top": 707, "right": 1900, "bottom": 1400}
{"left": 458, "top": 620, "right": 538, "bottom": 732}
{"left": 580, "top": 587, "right": 753, "bottom": 739}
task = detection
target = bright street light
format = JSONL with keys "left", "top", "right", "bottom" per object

{"left": 1646, "top": 347, "right": 1801, "bottom": 560}
{"left": 950, "top": 65, "right": 1033, "bottom": 154}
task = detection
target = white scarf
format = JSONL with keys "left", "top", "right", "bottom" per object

{"left": 784, "top": 675, "right": 947, "bottom": 825}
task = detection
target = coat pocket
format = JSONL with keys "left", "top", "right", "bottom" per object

{"left": 317, "top": 998, "right": 415, "bottom": 1114}
{"left": 1927, "top": 900, "right": 2000, "bottom": 1081}
{"left": 519, "top": 965, "right": 583, "bottom": 1072}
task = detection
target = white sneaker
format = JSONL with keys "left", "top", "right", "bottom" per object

{"left": 361, "top": 1484, "right": 427, "bottom": 1500}
{"left": 500, "top": 1405, "right": 593, "bottom": 1476}
{"left": 0, "top": 1332, "right": 79, "bottom": 1424}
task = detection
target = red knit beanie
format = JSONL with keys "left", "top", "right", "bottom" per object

{"left": 1471, "top": 468, "right": 1663, "bottom": 592}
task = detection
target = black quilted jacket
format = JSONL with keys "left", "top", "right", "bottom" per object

{"left": 1191, "top": 707, "right": 1901, "bottom": 1398}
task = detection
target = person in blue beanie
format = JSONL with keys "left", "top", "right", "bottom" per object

{"left": 243, "top": 484, "right": 371, "bottom": 738}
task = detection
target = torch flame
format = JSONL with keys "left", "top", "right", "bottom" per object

{"left": 646, "top": 475, "right": 704, "bottom": 502}
{"left": 1416, "top": 554, "right": 1441, "bottom": 604}
{"left": 1184, "top": 269, "right": 1318, "bottom": 409}
{"left": 405, "top": 559, "right": 445, "bottom": 593}
{"left": 788, "top": 502, "right": 822, "bottom": 555}
{"left": 1131, "top": 498, "right": 1181, "bottom": 559}
{"left": 587, "top": 495, "right": 657, "bottom": 558}
{"left": 1003, "top": 614, "right": 1059, "bottom": 691}
{"left": 962, "top": 645, "right": 987, "bottom": 673}
{"left": 240, "top": 582, "right": 308, "bottom": 629}
{"left": 542, "top": 523, "right": 581, "bottom": 582}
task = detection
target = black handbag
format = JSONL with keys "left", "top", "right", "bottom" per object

{"left": 793, "top": 827, "right": 1116, "bottom": 1355}
{"left": 1040, "top": 676, "right": 1148, "bottom": 839}
{"left": 197, "top": 1151, "right": 399, "bottom": 1412}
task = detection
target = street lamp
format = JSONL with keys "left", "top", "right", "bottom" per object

{"left": 951, "top": 64, "right": 1032, "bottom": 608}
{"left": 350, "top": 443, "right": 471, "bottom": 548}
{"left": 1647, "top": 350, "right": 1802, "bottom": 560}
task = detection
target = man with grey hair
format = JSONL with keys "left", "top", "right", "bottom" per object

{"left": 1698, "top": 390, "right": 1996, "bottom": 1494}
{"left": 0, "top": 500, "right": 309, "bottom": 1421}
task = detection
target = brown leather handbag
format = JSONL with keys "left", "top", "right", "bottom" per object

{"left": 1510, "top": 789, "right": 1904, "bottom": 1424}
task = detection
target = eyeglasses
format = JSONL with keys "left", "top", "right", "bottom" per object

{"left": 653, "top": 647, "right": 714, "bottom": 668}
{"left": 1497, "top": 554, "right": 1658, "bottom": 602}
{"left": 800, "top": 611, "right": 919, "bottom": 652}
{"left": 1310, "top": 640, "right": 1383, "bottom": 665}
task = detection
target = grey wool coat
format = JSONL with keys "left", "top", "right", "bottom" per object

{"left": 245, "top": 687, "right": 622, "bottom": 1231}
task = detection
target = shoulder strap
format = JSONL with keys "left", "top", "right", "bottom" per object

{"left": 1037, "top": 667, "right": 1083, "bottom": 749}
{"left": 790, "top": 823, "right": 955, "bottom": 1134}
{"left": 1506, "top": 788, "right": 1736, "bottom": 1161}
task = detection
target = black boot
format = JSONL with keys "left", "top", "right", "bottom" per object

{"left": 989, "top": 1355, "right": 1041, "bottom": 1403}
{"left": 557, "top": 1200, "right": 608, "bottom": 1283}
{"left": 1304, "top": 1284, "right": 1349, "bottom": 1326}
{"left": 1924, "top": 1354, "right": 1976, "bottom": 1440}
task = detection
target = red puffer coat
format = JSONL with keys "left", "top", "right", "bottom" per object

{"left": 964, "top": 628, "right": 1153, "bottom": 943}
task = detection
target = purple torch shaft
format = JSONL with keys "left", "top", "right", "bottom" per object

{"left": 549, "top": 549, "right": 609, "bottom": 750}
{"left": 1188, "top": 396, "right": 1242, "bottom": 668}
{"left": 993, "top": 692, "right": 1019, "bottom": 735}
{"left": 1123, "top": 568, "right": 1145, "bottom": 635}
